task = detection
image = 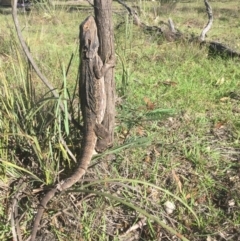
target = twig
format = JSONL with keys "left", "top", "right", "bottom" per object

{"left": 124, "top": 217, "right": 147, "bottom": 235}
{"left": 168, "top": 18, "right": 176, "bottom": 34}
{"left": 11, "top": 209, "right": 18, "bottom": 241}
{"left": 199, "top": 0, "right": 213, "bottom": 41}
{"left": 86, "top": 0, "right": 94, "bottom": 7}
{"left": 116, "top": 0, "right": 164, "bottom": 35}
{"left": 10, "top": 178, "right": 27, "bottom": 241}
{"left": 51, "top": 194, "right": 95, "bottom": 219}
{"left": 116, "top": 0, "right": 142, "bottom": 26}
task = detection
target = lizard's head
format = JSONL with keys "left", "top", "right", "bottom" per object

{"left": 80, "top": 16, "right": 99, "bottom": 60}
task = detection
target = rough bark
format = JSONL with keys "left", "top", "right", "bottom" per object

{"left": 94, "top": 0, "right": 115, "bottom": 146}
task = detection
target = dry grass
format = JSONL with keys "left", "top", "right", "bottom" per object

{"left": 0, "top": 1, "right": 240, "bottom": 241}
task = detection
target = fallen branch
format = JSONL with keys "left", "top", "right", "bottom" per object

{"left": 10, "top": 178, "right": 27, "bottom": 241}
{"left": 123, "top": 217, "right": 147, "bottom": 235}
{"left": 208, "top": 41, "right": 240, "bottom": 58}
{"left": 198, "top": 0, "right": 240, "bottom": 58}
{"left": 116, "top": 0, "right": 183, "bottom": 41}
{"left": 168, "top": 18, "right": 177, "bottom": 34}
{"left": 116, "top": 0, "right": 142, "bottom": 26}
{"left": 117, "top": 0, "right": 240, "bottom": 59}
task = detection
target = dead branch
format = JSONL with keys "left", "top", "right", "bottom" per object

{"left": 124, "top": 217, "right": 147, "bottom": 235}
{"left": 208, "top": 41, "right": 240, "bottom": 59}
{"left": 199, "top": 0, "right": 213, "bottom": 41}
{"left": 10, "top": 178, "right": 27, "bottom": 241}
{"left": 199, "top": 0, "right": 240, "bottom": 58}
{"left": 116, "top": 0, "right": 184, "bottom": 41}
{"left": 168, "top": 18, "right": 176, "bottom": 34}
{"left": 117, "top": 0, "right": 239, "bottom": 58}
{"left": 11, "top": 0, "right": 77, "bottom": 162}
{"left": 116, "top": 0, "right": 142, "bottom": 26}
{"left": 12, "top": 0, "right": 62, "bottom": 109}
{"left": 86, "top": 0, "right": 93, "bottom": 7}
{"left": 11, "top": 0, "right": 84, "bottom": 134}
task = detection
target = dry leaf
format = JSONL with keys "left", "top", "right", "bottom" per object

{"left": 215, "top": 77, "right": 225, "bottom": 85}
{"left": 136, "top": 126, "right": 145, "bottom": 136}
{"left": 162, "top": 80, "right": 177, "bottom": 87}
{"left": 196, "top": 195, "right": 206, "bottom": 204}
{"left": 119, "top": 128, "right": 129, "bottom": 139}
{"left": 172, "top": 170, "right": 182, "bottom": 193}
{"left": 143, "top": 97, "right": 155, "bottom": 110}
{"left": 206, "top": 236, "right": 212, "bottom": 241}
{"left": 144, "top": 155, "right": 151, "bottom": 163}
{"left": 185, "top": 193, "right": 192, "bottom": 199}
{"left": 153, "top": 146, "right": 160, "bottom": 157}
{"left": 214, "top": 121, "right": 226, "bottom": 129}
{"left": 220, "top": 97, "right": 230, "bottom": 102}
{"left": 186, "top": 190, "right": 198, "bottom": 200}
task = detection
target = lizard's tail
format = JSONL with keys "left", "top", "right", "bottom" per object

{"left": 30, "top": 130, "right": 97, "bottom": 241}
{"left": 61, "top": 130, "right": 97, "bottom": 190}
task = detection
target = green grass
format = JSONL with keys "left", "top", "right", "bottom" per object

{"left": 0, "top": 1, "right": 240, "bottom": 240}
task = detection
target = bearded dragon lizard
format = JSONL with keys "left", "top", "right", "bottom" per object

{"left": 30, "top": 16, "right": 115, "bottom": 241}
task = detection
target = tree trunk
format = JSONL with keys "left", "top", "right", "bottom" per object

{"left": 94, "top": 0, "right": 115, "bottom": 146}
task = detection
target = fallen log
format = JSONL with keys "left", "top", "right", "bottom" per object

{"left": 116, "top": 0, "right": 240, "bottom": 59}
{"left": 207, "top": 41, "right": 240, "bottom": 59}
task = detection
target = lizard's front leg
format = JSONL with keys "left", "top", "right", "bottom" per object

{"left": 101, "top": 56, "right": 116, "bottom": 75}
{"left": 93, "top": 55, "right": 116, "bottom": 79}
{"left": 93, "top": 55, "right": 115, "bottom": 152}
